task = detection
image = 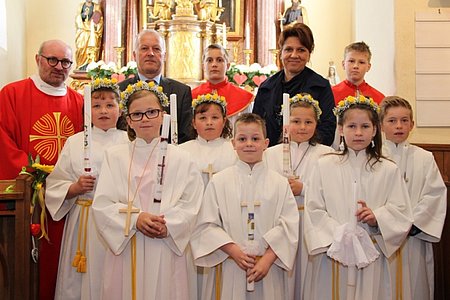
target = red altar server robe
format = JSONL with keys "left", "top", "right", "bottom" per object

{"left": 192, "top": 79, "right": 254, "bottom": 117}
{"left": 332, "top": 79, "right": 385, "bottom": 104}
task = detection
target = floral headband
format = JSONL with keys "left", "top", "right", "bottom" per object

{"left": 192, "top": 93, "right": 227, "bottom": 113}
{"left": 91, "top": 78, "right": 120, "bottom": 94}
{"left": 120, "top": 80, "right": 168, "bottom": 114}
{"left": 290, "top": 93, "right": 322, "bottom": 120}
{"left": 333, "top": 95, "right": 380, "bottom": 117}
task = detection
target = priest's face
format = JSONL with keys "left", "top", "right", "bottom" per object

{"left": 203, "top": 48, "right": 230, "bottom": 84}
{"left": 381, "top": 106, "right": 414, "bottom": 144}
{"left": 36, "top": 40, "right": 73, "bottom": 87}
{"left": 281, "top": 36, "right": 310, "bottom": 81}
{"left": 232, "top": 122, "right": 269, "bottom": 167}
{"left": 134, "top": 32, "right": 166, "bottom": 78}
{"left": 91, "top": 91, "right": 121, "bottom": 131}
{"left": 126, "top": 93, "right": 164, "bottom": 143}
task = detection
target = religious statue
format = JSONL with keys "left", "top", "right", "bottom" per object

{"left": 75, "top": 0, "right": 103, "bottom": 70}
{"left": 149, "top": 0, "right": 173, "bottom": 21}
{"left": 175, "top": 0, "right": 195, "bottom": 16}
{"left": 280, "top": 0, "right": 308, "bottom": 30}
{"left": 193, "top": 0, "right": 224, "bottom": 22}
{"left": 327, "top": 60, "right": 340, "bottom": 86}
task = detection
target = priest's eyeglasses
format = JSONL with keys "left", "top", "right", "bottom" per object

{"left": 128, "top": 109, "right": 162, "bottom": 121}
{"left": 40, "top": 55, "right": 73, "bottom": 69}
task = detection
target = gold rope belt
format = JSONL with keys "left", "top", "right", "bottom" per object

{"left": 131, "top": 235, "right": 137, "bottom": 300}
{"left": 395, "top": 248, "right": 403, "bottom": 300}
{"left": 215, "top": 256, "right": 263, "bottom": 299}
{"left": 332, "top": 259, "right": 340, "bottom": 300}
{"left": 72, "top": 198, "right": 93, "bottom": 273}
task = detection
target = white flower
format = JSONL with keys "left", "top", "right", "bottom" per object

{"left": 260, "top": 64, "right": 278, "bottom": 74}
{"left": 126, "top": 61, "right": 137, "bottom": 68}
{"left": 235, "top": 64, "right": 250, "bottom": 73}
{"left": 86, "top": 61, "right": 99, "bottom": 72}
{"left": 248, "top": 63, "right": 262, "bottom": 72}
{"left": 119, "top": 66, "right": 128, "bottom": 73}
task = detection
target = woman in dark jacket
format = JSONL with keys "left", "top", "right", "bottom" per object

{"left": 253, "top": 23, "right": 336, "bottom": 146}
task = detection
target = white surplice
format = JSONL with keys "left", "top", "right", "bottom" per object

{"left": 179, "top": 136, "right": 237, "bottom": 186}
{"left": 91, "top": 138, "right": 204, "bottom": 300}
{"left": 190, "top": 160, "right": 299, "bottom": 300}
{"left": 384, "top": 140, "right": 447, "bottom": 300}
{"left": 265, "top": 141, "right": 333, "bottom": 300}
{"left": 303, "top": 149, "right": 413, "bottom": 300}
{"left": 45, "top": 127, "right": 128, "bottom": 300}
{"left": 179, "top": 136, "right": 237, "bottom": 299}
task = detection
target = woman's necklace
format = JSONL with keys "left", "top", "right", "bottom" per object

{"left": 291, "top": 144, "right": 311, "bottom": 175}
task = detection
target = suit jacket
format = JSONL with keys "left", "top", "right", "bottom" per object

{"left": 119, "top": 75, "right": 193, "bottom": 143}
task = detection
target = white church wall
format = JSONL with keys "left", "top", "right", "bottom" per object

{"left": 25, "top": 0, "right": 79, "bottom": 78}
{"left": 0, "top": 0, "right": 25, "bottom": 88}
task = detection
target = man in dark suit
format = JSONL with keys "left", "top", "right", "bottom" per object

{"left": 119, "top": 29, "right": 193, "bottom": 143}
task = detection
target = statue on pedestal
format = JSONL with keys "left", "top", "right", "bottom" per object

{"left": 75, "top": 0, "right": 103, "bottom": 70}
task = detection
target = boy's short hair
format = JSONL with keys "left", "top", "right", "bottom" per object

{"left": 234, "top": 113, "right": 267, "bottom": 138}
{"left": 344, "top": 41, "right": 372, "bottom": 62}
{"left": 379, "top": 96, "right": 414, "bottom": 121}
{"left": 202, "top": 44, "right": 229, "bottom": 63}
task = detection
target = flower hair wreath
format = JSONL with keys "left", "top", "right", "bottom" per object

{"left": 333, "top": 95, "right": 380, "bottom": 117}
{"left": 120, "top": 80, "right": 169, "bottom": 114}
{"left": 290, "top": 93, "right": 322, "bottom": 120}
{"left": 192, "top": 93, "right": 227, "bottom": 113}
{"left": 91, "top": 77, "right": 120, "bottom": 94}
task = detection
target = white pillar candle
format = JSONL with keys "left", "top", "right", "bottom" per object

{"left": 83, "top": 85, "right": 92, "bottom": 173}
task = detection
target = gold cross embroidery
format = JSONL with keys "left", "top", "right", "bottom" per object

{"left": 119, "top": 202, "right": 140, "bottom": 236}
{"left": 29, "top": 112, "right": 75, "bottom": 162}
{"left": 202, "top": 163, "right": 216, "bottom": 181}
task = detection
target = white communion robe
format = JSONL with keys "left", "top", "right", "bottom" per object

{"left": 383, "top": 140, "right": 447, "bottom": 300}
{"left": 265, "top": 141, "right": 333, "bottom": 300}
{"left": 91, "top": 138, "right": 204, "bottom": 300}
{"left": 303, "top": 150, "right": 413, "bottom": 300}
{"left": 45, "top": 127, "right": 128, "bottom": 300}
{"left": 179, "top": 136, "right": 237, "bottom": 299}
{"left": 190, "top": 160, "right": 299, "bottom": 300}
{"left": 179, "top": 136, "right": 237, "bottom": 186}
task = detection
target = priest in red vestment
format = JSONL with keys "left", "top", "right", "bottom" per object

{"left": 0, "top": 40, "right": 83, "bottom": 299}
{"left": 192, "top": 44, "right": 254, "bottom": 122}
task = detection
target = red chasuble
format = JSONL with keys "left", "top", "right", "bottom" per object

{"left": 192, "top": 79, "right": 254, "bottom": 116}
{"left": 332, "top": 79, "right": 385, "bottom": 104}
{"left": 0, "top": 78, "right": 83, "bottom": 299}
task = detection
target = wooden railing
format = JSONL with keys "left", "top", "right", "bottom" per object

{"left": 0, "top": 175, "right": 38, "bottom": 300}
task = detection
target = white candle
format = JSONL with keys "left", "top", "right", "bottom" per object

{"left": 169, "top": 94, "right": 178, "bottom": 144}
{"left": 282, "top": 93, "right": 290, "bottom": 127}
{"left": 162, "top": 114, "right": 171, "bottom": 139}
{"left": 83, "top": 85, "right": 92, "bottom": 173}
{"left": 245, "top": 22, "right": 250, "bottom": 49}
{"left": 89, "top": 20, "right": 95, "bottom": 47}
{"left": 218, "top": 0, "right": 222, "bottom": 7}
{"left": 222, "top": 22, "right": 227, "bottom": 49}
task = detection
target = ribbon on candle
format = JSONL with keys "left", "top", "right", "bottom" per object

{"left": 169, "top": 94, "right": 178, "bottom": 145}
{"left": 154, "top": 115, "right": 171, "bottom": 203}
{"left": 83, "top": 85, "right": 92, "bottom": 174}
{"left": 282, "top": 93, "right": 291, "bottom": 177}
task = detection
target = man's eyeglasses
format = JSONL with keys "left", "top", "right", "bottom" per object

{"left": 39, "top": 55, "right": 73, "bottom": 69}
{"left": 128, "top": 109, "right": 162, "bottom": 121}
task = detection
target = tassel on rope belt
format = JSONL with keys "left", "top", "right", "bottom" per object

{"left": 215, "top": 256, "right": 262, "bottom": 299}
{"left": 72, "top": 198, "right": 93, "bottom": 273}
{"left": 395, "top": 248, "right": 403, "bottom": 300}
{"left": 298, "top": 205, "right": 304, "bottom": 211}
